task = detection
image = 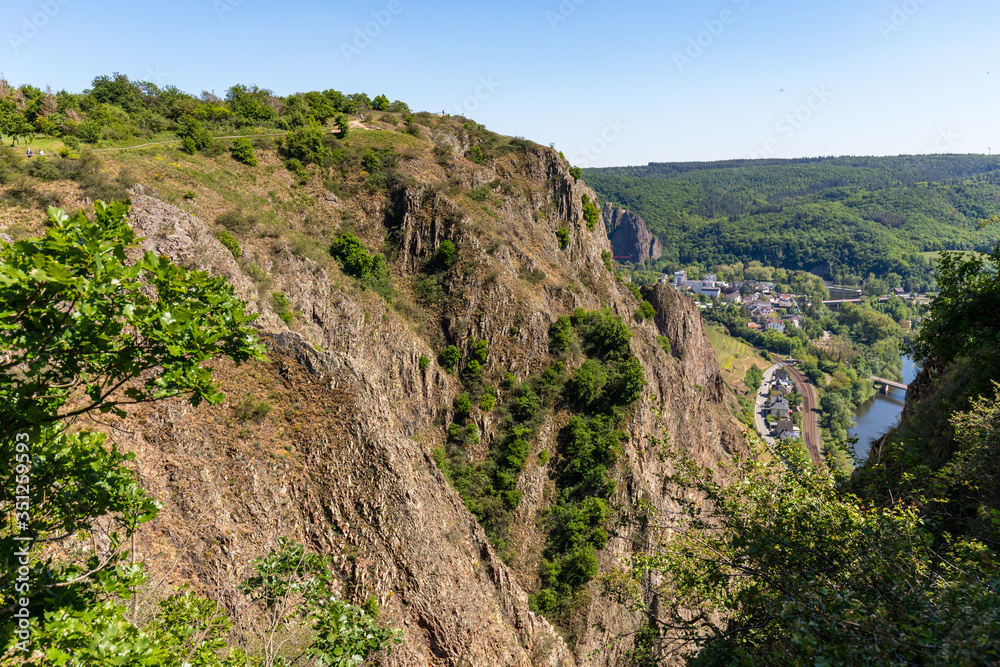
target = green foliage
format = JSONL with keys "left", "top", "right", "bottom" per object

{"left": 549, "top": 315, "right": 577, "bottom": 356}
{"left": 230, "top": 137, "right": 257, "bottom": 166}
{"left": 912, "top": 238, "right": 1000, "bottom": 368}
{"left": 471, "top": 339, "right": 489, "bottom": 364}
{"left": 215, "top": 230, "right": 242, "bottom": 259}
{"left": 581, "top": 193, "right": 600, "bottom": 231}
{"left": 371, "top": 94, "right": 390, "bottom": 111}
{"left": 538, "top": 449, "right": 550, "bottom": 466}
{"left": 607, "top": 438, "right": 1000, "bottom": 665}
{"left": 601, "top": 250, "right": 614, "bottom": 273}
{"left": 240, "top": 538, "right": 402, "bottom": 666}
{"left": 177, "top": 116, "right": 214, "bottom": 153}
{"left": 0, "top": 202, "right": 264, "bottom": 662}
{"left": 657, "top": 335, "right": 671, "bottom": 354}
{"left": 0, "top": 202, "right": 265, "bottom": 439}
{"left": 584, "top": 157, "right": 1000, "bottom": 288}
{"left": 468, "top": 145, "right": 484, "bottom": 165}
{"left": 281, "top": 125, "right": 326, "bottom": 166}
{"left": 569, "top": 166, "right": 582, "bottom": 180}
{"left": 361, "top": 149, "right": 381, "bottom": 173}
{"left": 434, "top": 240, "right": 458, "bottom": 271}
{"left": 479, "top": 387, "right": 497, "bottom": 412}
{"left": 568, "top": 359, "right": 607, "bottom": 408}
{"left": 439, "top": 345, "right": 461, "bottom": 372}
{"left": 329, "top": 233, "right": 393, "bottom": 298}
{"left": 556, "top": 226, "right": 570, "bottom": 249}
{"left": 572, "top": 307, "right": 633, "bottom": 361}
{"left": 453, "top": 392, "right": 472, "bottom": 423}
{"left": 634, "top": 300, "right": 656, "bottom": 322}
{"left": 226, "top": 84, "right": 278, "bottom": 122}
{"left": 744, "top": 365, "right": 764, "bottom": 392}
{"left": 335, "top": 112, "right": 350, "bottom": 138}
{"left": 418, "top": 355, "right": 430, "bottom": 370}
{"left": 272, "top": 291, "right": 295, "bottom": 324}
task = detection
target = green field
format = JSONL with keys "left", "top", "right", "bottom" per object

{"left": 920, "top": 250, "right": 987, "bottom": 263}
{"left": 705, "top": 324, "right": 768, "bottom": 392}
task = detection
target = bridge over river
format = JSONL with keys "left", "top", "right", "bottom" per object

{"left": 872, "top": 376, "right": 908, "bottom": 393}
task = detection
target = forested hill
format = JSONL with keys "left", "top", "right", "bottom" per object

{"left": 583, "top": 155, "right": 1000, "bottom": 290}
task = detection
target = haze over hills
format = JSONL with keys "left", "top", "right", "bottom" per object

{"left": 584, "top": 155, "right": 1000, "bottom": 290}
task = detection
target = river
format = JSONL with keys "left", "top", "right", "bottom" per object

{"left": 849, "top": 355, "right": 922, "bottom": 463}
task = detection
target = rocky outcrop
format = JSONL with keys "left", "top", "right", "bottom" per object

{"left": 108, "top": 130, "right": 740, "bottom": 666}
{"left": 603, "top": 203, "right": 662, "bottom": 264}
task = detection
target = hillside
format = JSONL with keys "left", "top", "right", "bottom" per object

{"left": 0, "top": 90, "right": 745, "bottom": 664}
{"left": 584, "top": 155, "right": 1000, "bottom": 290}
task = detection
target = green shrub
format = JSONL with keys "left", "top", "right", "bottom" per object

{"left": 569, "top": 166, "right": 582, "bottom": 180}
{"left": 635, "top": 300, "right": 656, "bottom": 322}
{"left": 330, "top": 233, "right": 393, "bottom": 298}
{"left": 657, "top": 335, "right": 671, "bottom": 354}
{"left": 510, "top": 385, "right": 542, "bottom": 423}
{"left": 464, "top": 359, "right": 482, "bottom": 380}
{"left": 581, "top": 194, "right": 600, "bottom": 230}
{"left": 282, "top": 125, "right": 326, "bottom": 165}
{"left": 480, "top": 387, "right": 497, "bottom": 412}
{"left": 232, "top": 395, "right": 272, "bottom": 423}
{"left": 215, "top": 231, "right": 242, "bottom": 259}
{"left": 182, "top": 190, "right": 196, "bottom": 200}
{"left": 454, "top": 393, "right": 472, "bottom": 423}
{"left": 177, "top": 116, "right": 213, "bottom": 153}
{"left": 538, "top": 450, "right": 550, "bottom": 466}
{"left": 361, "top": 150, "right": 381, "bottom": 173}
{"left": 468, "top": 145, "right": 484, "bottom": 164}
{"left": 230, "top": 137, "right": 257, "bottom": 166}
{"left": 568, "top": 359, "right": 607, "bottom": 407}
{"left": 435, "top": 240, "right": 458, "bottom": 271}
{"left": 335, "top": 113, "right": 350, "bottom": 138}
{"left": 472, "top": 339, "right": 489, "bottom": 364}
{"left": 549, "top": 315, "right": 577, "bottom": 355}
{"left": 418, "top": 355, "right": 430, "bottom": 370}
{"left": 272, "top": 292, "right": 294, "bottom": 324}
{"left": 556, "top": 227, "right": 570, "bottom": 249}
{"left": 572, "top": 308, "right": 632, "bottom": 361}
{"left": 439, "top": 345, "right": 461, "bottom": 372}
{"left": 601, "top": 250, "right": 614, "bottom": 273}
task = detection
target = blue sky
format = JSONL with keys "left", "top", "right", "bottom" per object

{"left": 3, "top": 0, "right": 998, "bottom": 166}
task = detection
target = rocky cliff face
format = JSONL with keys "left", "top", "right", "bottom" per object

{"left": 107, "top": 124, "right": 741, "bottom": 665}
{"left": 603, "top": 203, "right": 662, "bottom": 264}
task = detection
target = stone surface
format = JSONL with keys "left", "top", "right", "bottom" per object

{"left": 106, "top": 139, "right": 740, "bottom": 665}
{"left": 603, "top": 203, "right": 662, "bottom": 264}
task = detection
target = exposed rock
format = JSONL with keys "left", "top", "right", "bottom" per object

{"left": 102, "top": 134, "right": 741, "bottom": 666}
{"left": 603, "top": 203, "right": 662, "bottom": 263}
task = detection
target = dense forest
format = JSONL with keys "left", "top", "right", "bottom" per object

{"left": 584, "top": 156, "right": 1000, "bottom": 290}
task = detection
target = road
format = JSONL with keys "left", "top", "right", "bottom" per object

{"left": 781, "top": 362, "right": 822, "bottom": 466}
{"left": 753, "top": 365, "right": 779, "bottom": 447}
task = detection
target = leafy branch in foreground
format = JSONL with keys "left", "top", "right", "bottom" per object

{"left": 604, "top": 436, "right": 1000, "bottom": 666}
{"left": 0, "top": 201, "right": 266, "bottom": 662}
